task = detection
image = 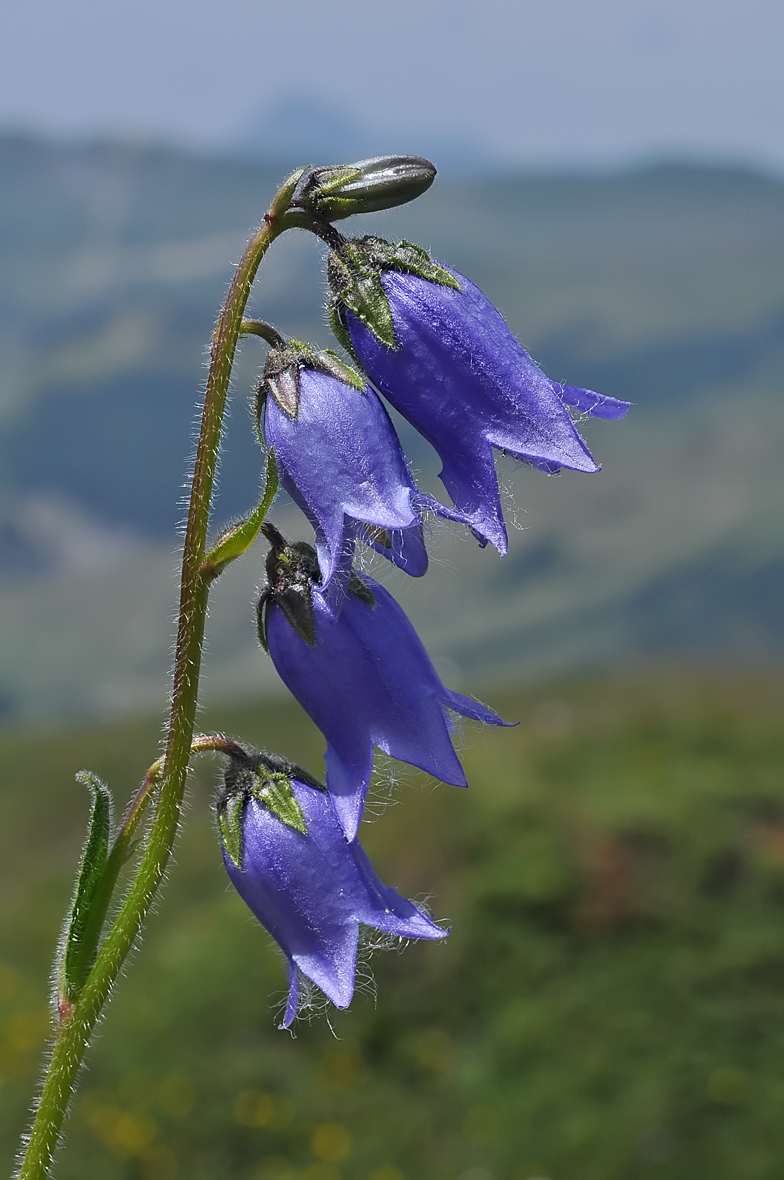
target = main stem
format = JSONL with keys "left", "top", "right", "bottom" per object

{"left": 16, "top": 170, "right": 305, "bottom": 1180}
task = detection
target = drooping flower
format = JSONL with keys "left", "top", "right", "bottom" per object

{"left": 327, "top": 237, "right": 630, "bottom": 555}
{"left": 259, "top": 339, "right": 467, "bottom": 584}
{"left": 257, "top": 526, "right": 512, "bottom": 840}
{"left": 216, "top": 747, "right": 445, "bottom": 1028}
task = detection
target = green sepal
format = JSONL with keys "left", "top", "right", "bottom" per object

{"left": 327, "top": 246, "right": 397, "bottom": 349}
{"left": 217, "top": 750, "right": 327, "bottom": 861}
{"left": 327, "top": 236, "right": 461, "bottom": 349}
{"left": 349, "top": 570, "right": 376, "bottom": 607}
{"left": 60, "top": 772, "right": 114, "bottom": 1003}
{"left": 218, "top": 792, "right": 246, "bottom": 870}
{"left": 266, "top": 367, "right": 300, "bottom": 417}
{"left": 327, "top": 300, "right": 360, "bottom": 363}
{"left": 361, "top": 237, "right": 461, "bottom": 291}
{"left": 313, "top": 349, "right": 365, "bottom": 391}
{"left": 201, "top": 449, "right": 279, "bottom": 579}
{"left": 308, "top": 164, "right": 362, "bottom": 199}
{"left": 253, "top": 771, "right": 307, "bottom": 834}
{"left": 261, "top": 340, "right": 365, "bottom": 419}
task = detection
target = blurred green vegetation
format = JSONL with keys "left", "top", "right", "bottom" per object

{"left": 2, "top": 669, "right": 784, "bottom": 1179}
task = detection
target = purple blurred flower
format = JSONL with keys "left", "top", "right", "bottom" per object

{"left": 258, "top": 528, "right": 512, "bottom": 841}
{"left": 217, "top": 750, "right": 445, "bottom": 1028}
{"left": 328, "top": 238, "right": 629, "bottom": 555}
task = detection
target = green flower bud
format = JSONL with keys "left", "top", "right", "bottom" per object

{"left": 295, "top": 155, "right": 436, "bottom": 221}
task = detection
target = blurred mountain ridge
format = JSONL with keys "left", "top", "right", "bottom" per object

{"left": 0, "top": 133, "right": 782, "bottom": 721}
{"left": 233, "top": 95, "right": 498, "bottom": 177}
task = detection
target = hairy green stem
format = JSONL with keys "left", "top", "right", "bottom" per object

{"left": 16, "top": 167, "right": 306, "bottom": 1180}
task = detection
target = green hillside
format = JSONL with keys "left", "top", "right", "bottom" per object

{"left": 0, "top": 138, "right": 783, "bottom": 722}
{"left": 3, "top": 671, "right": 784, "bottom": 1179}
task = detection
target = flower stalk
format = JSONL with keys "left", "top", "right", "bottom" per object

{"left": 15, "top": 168, "right": 305, "bottom": 1180}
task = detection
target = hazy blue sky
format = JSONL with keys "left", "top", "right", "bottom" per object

{"left": 2, "top": 0, "right": 782, "bottom": 170}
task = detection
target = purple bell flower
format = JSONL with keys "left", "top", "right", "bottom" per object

{"left": 217, "top": 749, "right": 445, "bottom": 1028}
{"left": 263, "top": 359, "right": 428, "bottom": 584}
{"left": 258, "top": 527, "right": 512, "bottom": 840}
{"left": 328, "top": 237, "right": 630, "bottom": 555}
{"left": 258, "top": 338, "right": 475, "bottom": 585}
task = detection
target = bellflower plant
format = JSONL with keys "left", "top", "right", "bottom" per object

{"left": 16, "top": 154, "right": 628, "bottom": 1180}
{"left": 327, "top": 236, "right": 630, "bottom": 553}
{"left": 217, "top": 747, "right": 446, "bottom": 1028}
{"left": 257, "top": 524, "right": 511, "bottom": 841}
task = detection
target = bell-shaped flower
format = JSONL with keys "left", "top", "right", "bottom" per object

{"left": 327, "top": 237, "right": 630, "bottom": 555}
{"left": 217, "top": 748, "right": 445, "bottom": 1028}
{"left": 257, "top": 527, "right": 512, "bottom": 840}
{"left": 260, "top": 338, "right": 466, "bottom": 585}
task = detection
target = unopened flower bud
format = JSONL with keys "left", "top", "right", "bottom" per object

{"left": 295, "top": 155, "right": 436, "bottom": 222}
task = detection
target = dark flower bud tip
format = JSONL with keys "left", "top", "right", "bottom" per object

{"left": 256, "top": 527, "right": 373, "bottom": 650}
{"left": 295, "top": 155, "right": 436, "bottom": 222}
{"left": 257, "top": 523, "right": 321, "bottom": 649}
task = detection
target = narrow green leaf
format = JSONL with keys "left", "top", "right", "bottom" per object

{"left": 202, "top": 449, "right": 279, "bottom": 578}
{"left": 218, "top": 794, "right": 246, "bottom": 870}
{"left": 255, "top": 772, "right": 307, "bottom": 834}
{"left": 60, "top": 772, "right": 114, "bottom": 1003}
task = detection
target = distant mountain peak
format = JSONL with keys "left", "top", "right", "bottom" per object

{"left": 233, "top": 94, "right": 497, "bottom": 176}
